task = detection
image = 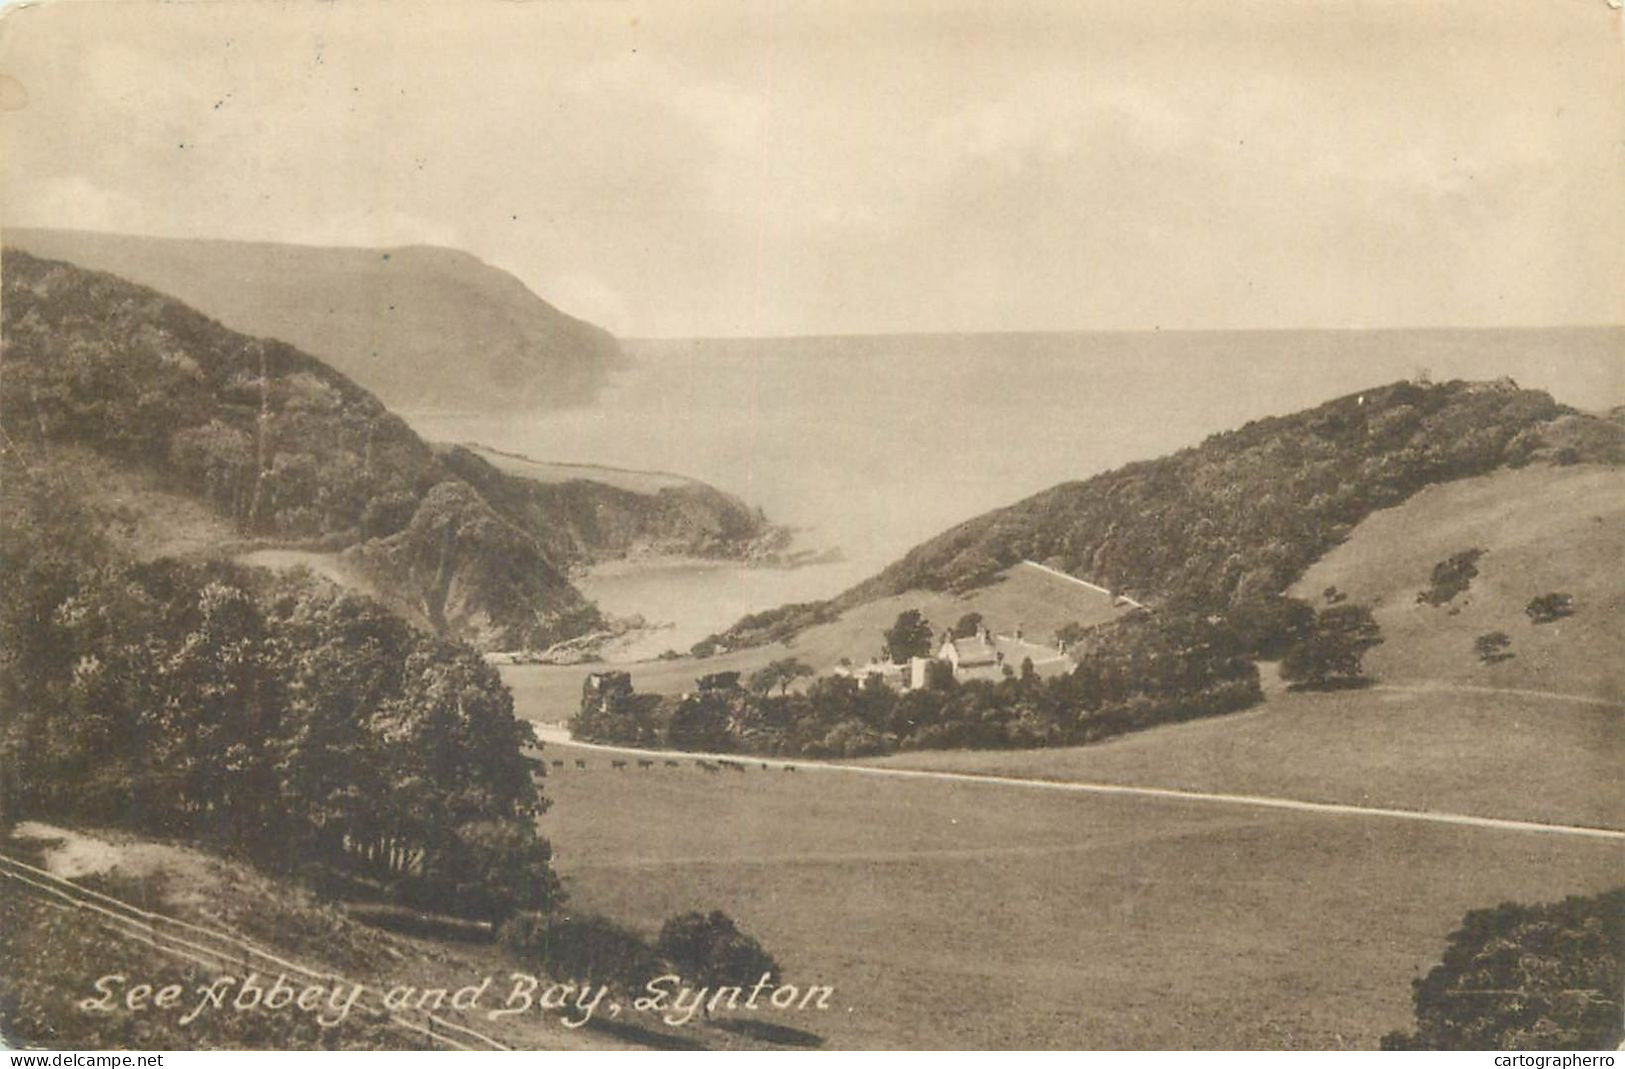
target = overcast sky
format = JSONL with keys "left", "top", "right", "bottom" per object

{"left": 2, "top": 0, "right": 1622, "bottom": 337}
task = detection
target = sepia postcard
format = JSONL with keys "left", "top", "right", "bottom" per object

{"left": 0, "top": 0, "right": 1620, "bottom": 1054}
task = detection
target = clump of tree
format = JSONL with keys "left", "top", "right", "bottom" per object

{"left": 499, "top": 911, "right": 663, "bottom": 992}
{"left": 1224, "top": 594, "right": 1316, "bottom": 660}
{"left": 749, "top": 658, "right": 814, "bottom": 697}
{"left": 1382, "top": 889, "right": 1623, "bottom": 1050}
{"left": 1525, "top": 592, "right": 1575, "bottom": 624}
{"left": 1280, "top": 603, "right": 1383, "bottom": 690}
{"left": 497, "top": 908, "right": 783, "bottom": 1005}
{"left": 1418, "top": 548, "right": 1485, "bottom": 606}
{"left": 952, "top": 612, "right": 984, "bottom": 638}
{"left": 0, "top": 470, "right": 556, "bottom": 923}
{"left": 1053, "top": 620, "right": 1090, "bottom": 650}
{"left": 656, "top": 911, "right": 782, "bottom": 998}
{"left": 1474, "top": 632, "right": 1513, "bottom": 664}
{"left": 882, "top": 609, "right": 935, "bottom": 663}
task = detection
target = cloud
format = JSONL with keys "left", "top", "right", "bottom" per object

{"left": 2, "top": 0, "right": 1619, "bottom": 335}
{"left": 530, "top": 268, "right": 632, "bottom": 333}
{"left": 6, "top": 174, "right": 148, "bottom": 232}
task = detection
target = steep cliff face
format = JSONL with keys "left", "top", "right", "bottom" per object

{"left": 437, "top": 443, "right": 788, "bottom": 565}
{"left": 344, "top": 481, "right": 599, "bottom": 650}
{"left": 5, "top": 228, "right": 625, "bottom": 413}
{"left": 1, "top": 248, "right": 599, "bottom": 652}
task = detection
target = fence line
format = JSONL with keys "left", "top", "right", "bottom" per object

{"left": 0, "top": 851, "right": 509, "bottom": 1051}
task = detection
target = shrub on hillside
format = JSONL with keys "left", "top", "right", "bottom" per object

{"left": 1525, "top": 592, "right": 1575, "bottom": 624}
{"left": 1418, "top": 548, "right": 1485, "bottom": 606}
{"left": 500, "top": 911, "right": 662, "bottom": 990}
{"left": 1474, "top": 631, "right": 1513, "bottom": 664}
{"left": 655, "top": 911, "right": 781, "bottom": 994}
{"left": 1054, "top": 620, "right": 1090, "bottom": 649}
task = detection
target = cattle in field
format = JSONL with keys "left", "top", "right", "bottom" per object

{"left": 696, "top": 760, "right": 719, "bottom": 773}
{"left": 612, "top": 759, "right": 627, "bottom": 770}
{"left": 575, "top": 759, "right": 587, "bottom": 769}
{"left": 664, "top": 760, "right": 680, "bottom": 768}
{"left": 761, "top": 762, "right": 769, "bottom": 770}
{"left": 551, "top": 759, "right": 564, "bottom": 768}
{"left": 637, "top": 759, "right": 654, "bottom": 769}
{"left": 784, "top": 765, "right": 796, "bottom": 772}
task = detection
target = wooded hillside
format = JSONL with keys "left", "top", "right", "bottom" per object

{"left": 1, "top": 248, "right": 595, "bottom": 651}
{"left": 847, "top": 378, "right": 1615, "bottom": 611}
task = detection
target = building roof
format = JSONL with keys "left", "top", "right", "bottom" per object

{"left": 944, "top": 633, "right": 998, "bottom": 666}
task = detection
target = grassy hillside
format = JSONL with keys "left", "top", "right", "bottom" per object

{"left": 5, "top": 227, "right": 625, "bottom": 413}
{"left": 536, "top": 735, "right": 1620, "bottom": 1049}
{"left": 1290, "top": 464, "right": 1624, "bottom": 701}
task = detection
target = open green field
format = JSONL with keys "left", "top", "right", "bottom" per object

{"left": 506, "top": 562, "right": 1127, "bottom": 721}
{"left": 862, "top": 685, "right": 1622, "bottom": 831}
{"left": 1291, "top": 463, "right": 1625, "bottom": 702}
{"left": 537, "top": 735, "right": 1621, "bottom": 1049}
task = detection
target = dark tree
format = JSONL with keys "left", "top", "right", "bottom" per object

{"left": 697, "top": 670, "right": 743, "bottom": 692}
{"left": 1225, "top": 594, "right": 1316, "bottom": 659}
{"left": 952, "top": 612, "right": 984, "bottom": 638}
{"left": 500, "top": 911, "right": 661, "bottom": 990}
{"left": 1382, "top": 890, "right": 1623, "bottom": 1050}
{"left": 922, "top": 658, "right": 957, "bottom": 693}
{"left": 655, "top": 911, "right": 781, "bottom": 996}
{"left": 1474, "top": 631, "right": 1513, "bottom": 664}
{"left": 1054, "top": 621, "right": 1089, "bottom": 649}
{"left": 1280, "top": 603, "right": 1383, "bottom": 689}
{"left": 666, "top": 693, "right": 737, "bottom": 753}
{"left": 1418, "top": 548, "right": 1485, "bottom": 606}
{"left": 748, "top": 657, "right": 814, "bottom": 696}
{"left": 882, "top": 609, "right": 934, "bottom": 663}
{"left": 1525, "top": 592, "right": 1575, "bottom": 624}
